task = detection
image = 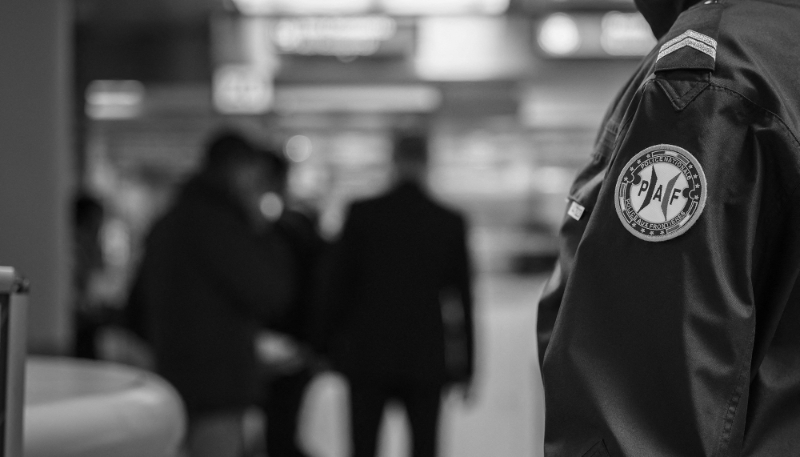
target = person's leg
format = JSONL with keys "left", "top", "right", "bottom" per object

{"left": 264, "top": 369, "right": 313, "bottom": 457}
{"left": 187, "top": 410, "right": 245, "bottom": 457}
{"left": 348, "top": 380, "right": 388, "bottom": 457}
{"left": 400, "top": 384, "right": 443, "bottom": 457}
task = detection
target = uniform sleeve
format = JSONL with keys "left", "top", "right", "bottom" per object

{"left": 540, "top": 64, "right": 800, "bottom": 454}
{"left": 536, "top": 109, "right": 623, "bottom": 368}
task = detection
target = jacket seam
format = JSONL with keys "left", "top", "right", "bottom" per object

{"left": 613, "top": 88, "right": 643, "bottom": 153}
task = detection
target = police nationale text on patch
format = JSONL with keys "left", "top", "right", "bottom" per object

{"left": 614, "top": 144, "right": 707, "bottom": 242}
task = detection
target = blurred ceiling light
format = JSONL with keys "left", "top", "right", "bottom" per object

{"left": 274, "top": 85, "right": 442, "bottom": 113}
{"left": 600, "top": 11, "right": 656, "bottom": 56}
{"left": 232, "top": 0, "right": 372, "bottom": 15}
{"left": 85, "top": 80, "right": 145, "bottom": 120}
{"left": 538, "top": 13, "right": 581, "bottom": 56}
{"left": 273, "top": 16, "right": 397, "bottom": 58}
{"left": 232, "top": 0, "right": 508, "bottom": 15}
{"left": 381, "top": 0, "right": 509, "bottom": 15}
{"left": 284, "top": 135, "right": 313, "bottom": 162}
{"left": 213, "top": 65, "right": 273, "bottom": 114}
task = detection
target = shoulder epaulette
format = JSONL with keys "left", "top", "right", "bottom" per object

{"left": 655, "top": 1, "right": 724, "bottom": 73}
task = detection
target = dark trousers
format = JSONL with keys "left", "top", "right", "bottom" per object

{"left": 348, "top": 378, "right": 442, "bottom": 457}
{"left": 261, "top": 369, "right": 313, "bottom": 457}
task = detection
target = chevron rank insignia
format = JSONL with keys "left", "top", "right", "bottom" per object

{"left": 657, "top": 30, "right": 717, "bottom": 62}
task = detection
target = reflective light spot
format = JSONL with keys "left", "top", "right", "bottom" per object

{"left": 260, "top": 192, "right": 284, "bottom": 220}
{"left": 538, "top": 14, "right": 581, "bottom": 56}
{"left": 284, "top": 135, "right": 313, "bottom": 163}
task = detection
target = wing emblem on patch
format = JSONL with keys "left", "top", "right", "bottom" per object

{"left": 657, "top": 29, "right": 717, "bottom": 62}
{"left": 614, "top": 144, "right": 707, "bottom": 242}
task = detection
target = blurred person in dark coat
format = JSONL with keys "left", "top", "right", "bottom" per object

{"left": 256, "top": 149, "right": 328, "bottom": 457}
{"left": 315, "top": 132, "right": 476, "bottom": 457}
{"left": 128, "top": 130, "right": 294, "bottom": 457}
{"left": 72, "top": 192, "right": 106, "bottom": 359}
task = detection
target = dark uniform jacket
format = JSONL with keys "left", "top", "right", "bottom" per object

{"left": 537, "top": 0, "right": 800, "bottom": 455}
{"left": 130, "top": 175, "right": 293, "bottom": 415}
{"left": 320, "top": 180, "right": 475, "bottom": 386}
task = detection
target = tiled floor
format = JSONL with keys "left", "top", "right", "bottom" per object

{"left": 292, "top": 274, "right": 548, "bottom": 457}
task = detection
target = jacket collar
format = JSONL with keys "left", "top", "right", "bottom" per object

{"left": 635, "top": 0, "right": 704, "bottom": 39}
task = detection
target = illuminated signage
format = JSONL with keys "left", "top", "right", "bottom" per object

{"left": 213, "top": 65, "right": 274, "bottom": 114}
{"left": 272, "top": 16, "right": 404, "bottom": 60}
{"left": 85, "top": 80, "right": 145, "bottom": 120}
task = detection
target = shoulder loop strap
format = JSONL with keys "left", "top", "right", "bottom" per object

{"left": 655, "top": 1, "right": 724, "bottom": 73}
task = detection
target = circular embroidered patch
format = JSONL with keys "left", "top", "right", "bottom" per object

{"left": 615, "top": 144, "right": 707, "bottom": 242}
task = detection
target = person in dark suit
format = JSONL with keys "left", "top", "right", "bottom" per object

{"left": 316, "top": 132, "right": 476, "bottom": 457}
{"left": 257, "top": 149, "right": 328, "bottom": 457}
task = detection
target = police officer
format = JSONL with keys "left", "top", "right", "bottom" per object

{"left": 537, "top": 0, "right": 800, "bottom": 455}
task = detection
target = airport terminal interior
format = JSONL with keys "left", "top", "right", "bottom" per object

{"left": 0, "top": 0, "right": 655, "bottom": 455}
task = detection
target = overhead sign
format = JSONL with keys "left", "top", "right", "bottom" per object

{"left": 272, "top": 16, "right": 413, "bottom": 60}
{"left": 273, "top": 84, "right": 442, "bottom": 113}
{"left": 212, "top": 65, "right": 274, "bottom": 114}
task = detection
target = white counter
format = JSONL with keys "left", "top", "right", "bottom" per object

{"left": 24, "top": 357, "right": 185, "bottom": 457}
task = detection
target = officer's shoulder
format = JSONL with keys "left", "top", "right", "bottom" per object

{"left": 652, "top": 1, "right": 722, "bottom": 77}
{"left": 652, "top": 1, "right": 800, "bottom": 113}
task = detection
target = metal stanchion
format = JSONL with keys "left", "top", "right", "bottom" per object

{"left": 0, "top": 267, "right": 28, "bottom": 457}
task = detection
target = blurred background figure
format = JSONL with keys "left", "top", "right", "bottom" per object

{"left": 0, "top": 0, "right": 664, "bottom": 455}
{"left": 314, "top": 132, "right": 475, "bottom": 457}
{"left": 254, "top": 149, "right": 329, "bottom": 457}
{"left": 127, "top": 129, "right": 294, "bottom": 457}
{"left": 72, "top": 191, "right": 107, "bottom": 359}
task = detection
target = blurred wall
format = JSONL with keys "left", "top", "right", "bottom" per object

{"left": 0, "top": 0, "right": 74, "bottom": 353}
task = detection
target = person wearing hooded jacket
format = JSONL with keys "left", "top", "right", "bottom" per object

{"left": 128, "top": 130, "right": 294, "bottom": 457}
{"left": 537, "top": 0, "right": 800, "bottom": 456}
